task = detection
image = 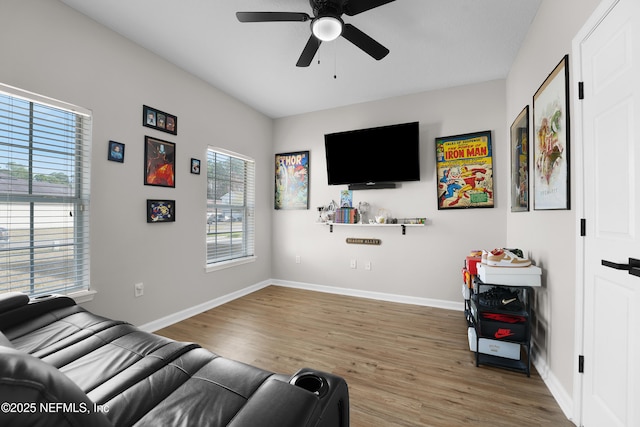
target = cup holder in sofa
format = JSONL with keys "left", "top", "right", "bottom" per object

{"left": 290, "top": 372, "right": 328, "bottom": 398}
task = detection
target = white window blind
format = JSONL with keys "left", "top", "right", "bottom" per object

{"left": 206, "top": 148, "right": 255, "bottom": 265}
{"left": 0, "top": 84, "right": 91, "bottom": 297}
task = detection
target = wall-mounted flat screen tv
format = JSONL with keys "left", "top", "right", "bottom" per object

{"left": 324, "top": 121, "right": 420, "bottom": 189}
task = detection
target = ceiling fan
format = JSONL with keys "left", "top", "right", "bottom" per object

{"left": 236, "top": 0, "right": 396, "bottom": 67}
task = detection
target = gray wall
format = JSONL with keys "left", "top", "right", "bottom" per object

{"left": 505, "top": 0, "right": 600, "bottom": 414}
{"left": 272, "top": 80, "right": 507, "bottom": 304}
{"left": 0, "top": 0, "right": 274, "bottom": 326}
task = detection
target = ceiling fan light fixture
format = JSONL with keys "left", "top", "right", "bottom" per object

{"left": 312, "top": 16, "right": 343, "bottom": 41}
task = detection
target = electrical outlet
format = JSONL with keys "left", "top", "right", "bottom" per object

{"left": 365, "top": 261, "right": 371, "bottom": 271}
{"left": 350, "top": 259, "right": 357, "bottom": 269}
{"left": 134, "top": 282, "right": 144, "bottom": 297}
{"left": 295, "top": 255, "right": 301, "bottom": 264}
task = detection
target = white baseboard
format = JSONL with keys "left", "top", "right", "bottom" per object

{"left": 138, "top": 280, "right": 272, "bottom": 332}
{"left": 271, "top": 279, "right": 465, "bottom": 312}
{"left": 533, "top": 348, "right": 577, "bottom": 425}
{"left": 139, "top": 278, "right": 464, "bottom": 332}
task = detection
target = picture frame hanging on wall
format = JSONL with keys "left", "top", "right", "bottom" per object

{"left": 190, "top": 158, "right": 201, "bottom": 175}
{"left": 144, "top": 136, "right": 175, "bottom": 188}
{"left": 510, "top": 106, "right": 530, "bottom": 212}
{"left": 533, "top": 54, "right": 570, "bottom": 210}
{"left": 147, "top": 199, "right": 175, "bottom": 223}
{"left": 107, "top": 140, "right": 125, "bottom": 163}
{"left": 274, "top": 151, "right": 309, "bottom": 210}
{"left": 436, "top": 131, "right": 494, "bottom": 209}
{"left": 143, "top": 105, "right": 177, "bottom": 135}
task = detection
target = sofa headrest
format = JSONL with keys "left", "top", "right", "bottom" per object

{"left": 0, "top": 294, "right": 77, "bottom": 331}
{"left": 0, "top": 346, "right": 113, "bottom": 427}
{"left": 0, "top": 292, "right": 29, "bottom": 313}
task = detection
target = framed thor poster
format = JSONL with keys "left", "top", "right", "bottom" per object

{"left": 436, "top": 131, "right": 494, "bottom": 209}
{"left": 274, "top": 151, "right": 309, "bottom": 210}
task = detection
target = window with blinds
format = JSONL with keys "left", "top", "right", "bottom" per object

{"left": 206, "top": 148, "right": 255, "bottom": 266}
{"left": 0, "top": 85, "right": 91, "bottom": 297}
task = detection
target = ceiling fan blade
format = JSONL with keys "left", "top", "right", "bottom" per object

{"left": 341, "top": 24, "right": 389, "bottom": 60}
{"left": 343, "top": 0, "right": 396, "bottom": 16}
{"left": 236, "top": 11, "right": 311, "bottom": 23}
{"left": 296, "top": 36, "right": 322, "bottom": 67}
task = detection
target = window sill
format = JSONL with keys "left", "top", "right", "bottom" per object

{"left": 205, "top": 256, "right": 257, "bottom": 273}
{"left": 68, "top": 289, "right": 97, "bottom": 304}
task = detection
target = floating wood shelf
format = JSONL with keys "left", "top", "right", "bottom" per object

{"left": 320, "top": 222, "right": 426, "bottom": 235}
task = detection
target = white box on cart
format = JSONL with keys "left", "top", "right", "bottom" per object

{"left": 477, "top": 263, "right": 542, "bottom": 287}
{"left": 468, "top": 327, "right": 520, "bottom": 360}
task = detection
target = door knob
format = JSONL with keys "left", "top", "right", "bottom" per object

{"left": 602, "top": 258, "right": 640, "bottom": 277}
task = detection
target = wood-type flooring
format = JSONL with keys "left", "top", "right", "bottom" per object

{"left": 155, "top": 285, "right": 574, "bottom": 427}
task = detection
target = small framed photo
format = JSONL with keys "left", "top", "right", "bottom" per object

{"left": 147, "top": 199, "right": 175, "bottom": 223}
{"left": 144, "top": 136, "right": 175, "bottom": 188}
{"left": 143, "top": 105, "right": 177, "bottom": 135}
{"left": 190, "top": 158, "right": 201, "bottom": 175}
{"left": 108, "top": 140, "right": 125, "bottom": 163}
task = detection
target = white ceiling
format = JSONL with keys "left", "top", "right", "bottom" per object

{"left": 60, "top": 0, "right": 541, "bottom": 119}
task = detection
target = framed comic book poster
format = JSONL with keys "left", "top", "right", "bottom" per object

{"left": 511, "top": 106, "right": 530, "bottom": 212}
{"left": 274, "top": 151, "right": 309, "bottom": 210}
{"left": 436, "top": 131, "right": 494, "bottom": 209}
{"left": 533, "top": 54, "right": 570, "bottom": 210}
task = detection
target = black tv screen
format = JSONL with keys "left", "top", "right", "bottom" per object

{"left": 324, "top": 121, "right": 420, "bottom": 187}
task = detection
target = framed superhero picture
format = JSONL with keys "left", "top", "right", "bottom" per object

{"left": 107, "top": 140, "right": 125, "bottom": 163}
{"left": 274, "top": 151, "right": 309, "bottom": 210}
{"left": 436, "top": 131, "right": 494, "bottom": 209}
{"left": 147, "top": 199, "right": 175, "bottom": 223}
{"left": 144, "top": 136, "right": 175, "bottom": 188}
{"left": 533, "top": 55, "right": 570, "bottom": 210}
{"left": 511, "top": 106, "right": 530, "bottom": 212}
{"left": 190, "top": 158, "right": 201, "bottom": 175}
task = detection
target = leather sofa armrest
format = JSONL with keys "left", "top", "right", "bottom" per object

{"left": 228, "top": 378, "right": 321, "bottom": 427}
{"left": 289, "top": 368, "right": 350, "bottom": 427}
{"left": 0, "top": 346, "right": 112, "bottom": 427}
{"left": 229, "top": 369, "right": 350, "bottom": 427}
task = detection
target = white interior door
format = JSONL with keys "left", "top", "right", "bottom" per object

{"left": 580, "top": 0, "right": 640, "bottom": 425}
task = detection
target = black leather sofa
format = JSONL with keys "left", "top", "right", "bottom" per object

{"left": 0, "top": 292, "right": 349, "bottom": 426}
